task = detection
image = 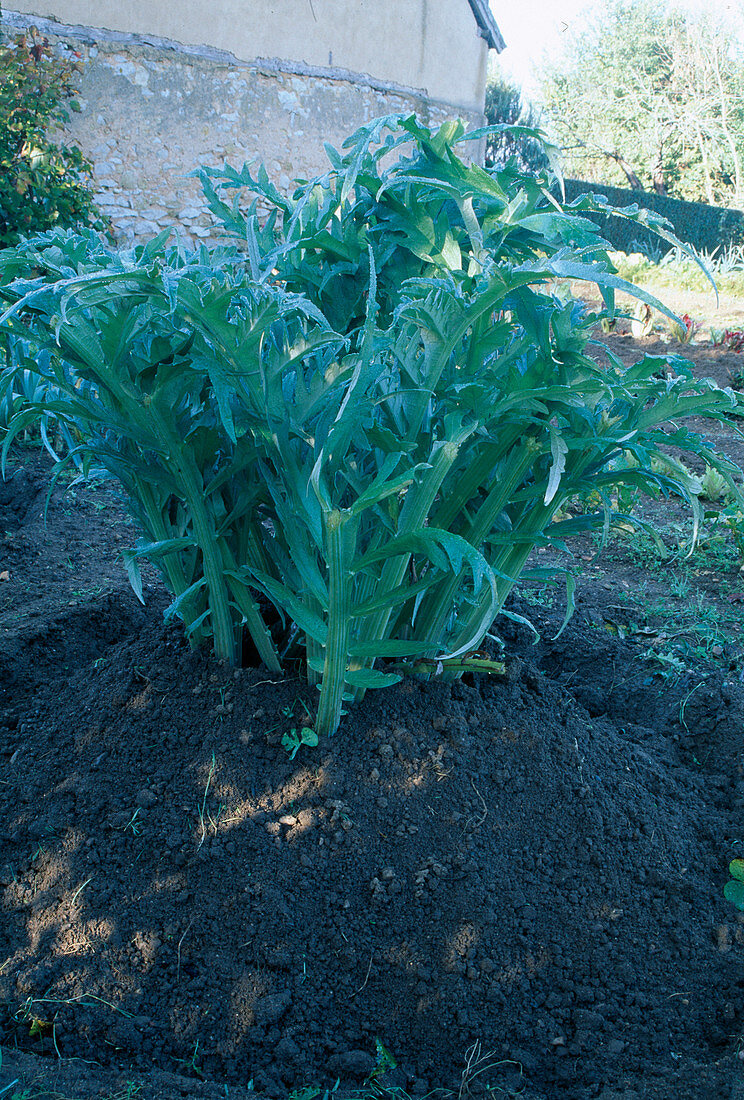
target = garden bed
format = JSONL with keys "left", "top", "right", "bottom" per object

{"left": 2, "top": 327, "right": 744, "bottom": 1100}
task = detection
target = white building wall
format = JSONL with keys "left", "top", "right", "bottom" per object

{"left": 7, "top": 0, "right": 490, "bottom": 113}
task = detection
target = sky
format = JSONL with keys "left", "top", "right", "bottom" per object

{"left": 490, "top": 0, "right": 744, "bottom": 99}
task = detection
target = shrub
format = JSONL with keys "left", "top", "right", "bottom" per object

{"left": 1, "top": 116, "right": 741, "bottom": 738}
{"left": 0, "top": 21, "right": 104, "bottom": 246}
{"left": 560, "top": 179, "right": 744, "bottom": 258}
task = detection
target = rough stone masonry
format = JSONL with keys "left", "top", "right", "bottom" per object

{"left": 3, "top": 11, "right": 484, "bottom": 245}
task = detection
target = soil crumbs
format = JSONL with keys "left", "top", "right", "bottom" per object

{"left": 2, "top": 327, "right": 744, "bottom": 1100}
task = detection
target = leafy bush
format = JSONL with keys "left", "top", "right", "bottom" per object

{"left": 0, "top": 23, "right": 104, "bottom": 246}
{"left": 1, "top": 116, "right": 741, "bottom": 738}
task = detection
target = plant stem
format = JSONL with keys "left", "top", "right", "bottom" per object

{"left": 148, "top": 405, "right": 238, "bottom": 665}
{"left": 417, "top": 438, "right": 541, "bottom": 648}
{"left": 315, "top": 509, "right": 352, "bottom": 737}
{"left": 220, "top": 541, "right": 281, "bottom": 671}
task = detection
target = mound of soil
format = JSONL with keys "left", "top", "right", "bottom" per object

{"left": 1, "top": 433, "right": 744, "bottom": 1099}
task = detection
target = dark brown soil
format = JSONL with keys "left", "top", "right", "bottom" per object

{"left": 2, "top": 328, "right": 744, "bottom": 1100}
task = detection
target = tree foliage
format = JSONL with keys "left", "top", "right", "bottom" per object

{"left": 483, "top": 74, "right": 548, "bottom": 174}
{"left": 540, "top": 0, "right": 744, "bottom": 206}
{"left": 0, "top": 17, "right": 104, "bottom": 246}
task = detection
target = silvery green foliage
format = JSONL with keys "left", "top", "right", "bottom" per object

{"left": 1, "top": 116, "right": 740, "bottom": 736}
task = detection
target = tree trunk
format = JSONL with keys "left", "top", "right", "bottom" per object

{"left": 694, "top": 121, "right": 716, "bottom": 205}
{"left": 652, "top": 164, "right": 668, "bottom": 195}
{"left": 612, "top": 153, "right": 644, "bottom": 190}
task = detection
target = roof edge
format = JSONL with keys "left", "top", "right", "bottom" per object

{"left": 467, "top": 0, "right": 506, "bottom": 52}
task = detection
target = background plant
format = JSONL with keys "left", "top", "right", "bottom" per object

{"left": 540, "top": 0, "right": 744, "bottom": 206}
{"left": 724, "top": 859, "right": 744, "bottom": 911}
{"left": 611, "top": 248, "right": 744, "bottom": 301}
{"left": 483, "top": 73, "right": 549, "bottom": 175}
{"left": 1, "top": 115, "right": 741, "bottom": 739}
{"left": 0, "top": 17, "right": 104, "bottom": 246}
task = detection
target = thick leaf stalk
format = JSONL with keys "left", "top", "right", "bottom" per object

{"left": 315, "top": 509, "right": 354, "bottom": 738}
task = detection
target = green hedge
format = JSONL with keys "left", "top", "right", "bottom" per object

{"left": 562, "top": 179, "right": 744, "bottom": 257}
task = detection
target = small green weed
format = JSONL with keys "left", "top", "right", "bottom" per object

{"left": 287, "top": 1089, "right": 323, "bottom": 1100}
{"left": 610, "top": 504, "right": 744, "bottom": 578}
{"left": 281, "top": 726, "right": 319, "bottom": 760}
{"left": 458, "top": 1040, "right": 524, "bottom": 1100}
{"left": 174, "top": 1038, "right": 205, "bottom": 1079}
{"left": 605, "top": 521, "right": 683, "bottom": 570}
{"left": 640, "top": 647, "right": 688, "bottom": 682}
{"left": 724, "top": 859, "right": 744, "bottom": 910}
{"left": 610, "top": 567, "right": 740, "bottom": 675}
{"left": 668, "top": 571, "right": 692, "bottom": 599}
{"left": 70, "top": 584, "right": 105, "bottom": 599}
{"left": 520, "top": 584, "right": 556, "bottom": 610}
{"left": 195, "top": 754, "right": 223, "bottom": 849}
{"left": 702, "top": 505, "right": 744, "bottom": 566}
{"left": 367, "top": 1038, "right": 398, "bottom": 1084}
{"left": 0, "top": 1082, "right": 141, "bottom": 1100}
{"left": 116, "top": 809, "right": 142, "bottom": 837}
{"left": 70, "top": 876, "right": 92, "bottom": 905}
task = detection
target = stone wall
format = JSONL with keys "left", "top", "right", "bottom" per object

{"left": 3, "top": 10, "right": 486, "bottom": 246}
